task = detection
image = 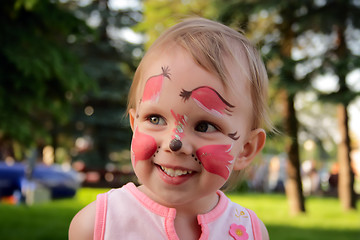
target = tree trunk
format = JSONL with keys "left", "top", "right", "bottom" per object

{"left": 337, "top": 104, "right": 356, "bottom": 210}
{"left": 282, "top": 90, "right": 306, "bottom": 214}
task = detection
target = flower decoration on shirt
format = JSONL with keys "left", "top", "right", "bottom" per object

{"left": 229, "top": 224, "right": 249, "bottom": 240}
{"left": 235, "top": 209, "right": 248, "bottom": 220}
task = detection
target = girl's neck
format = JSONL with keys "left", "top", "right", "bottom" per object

{"left": 174, "top": 213, "right": 201, "bottom": 240}
{"left": 174, "top": 192, "right": 219, "bottom": 216}
{"left": 137, "top": 185, "right": 220, "bottom": 239}
{"left": 138, "top": 185, "right": 220, "bottom": 216}
{"left": 173, "top": 193, "right": 219, "bottom": 240}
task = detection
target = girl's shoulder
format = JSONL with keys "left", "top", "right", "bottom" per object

{"left": 219, "top": 193, "right": 269, "bottom": 240}
{"left": 68, "top": 200, "right": 97, "bottom": 240}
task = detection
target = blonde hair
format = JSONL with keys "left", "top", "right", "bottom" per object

{"left": 127, "top": 18, "right": 270, "bottom": 190}
{"left": 127, "top": 17, "right": 270, "bottom": 130}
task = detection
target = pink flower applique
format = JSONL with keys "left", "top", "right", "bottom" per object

{"left": 229, "top": 224, "right": 249, "bottom": 240}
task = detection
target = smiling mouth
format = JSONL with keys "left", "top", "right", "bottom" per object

{"left": 159, "top": 165, "right": 193, "bottom": 177}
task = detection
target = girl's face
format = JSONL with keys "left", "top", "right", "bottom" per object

{"left": 129, "top": 45, "right": 263, "bottom": 211}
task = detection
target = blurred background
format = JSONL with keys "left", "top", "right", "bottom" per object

{"left": 0, "top": 0, "right": 359, "bottom": 239}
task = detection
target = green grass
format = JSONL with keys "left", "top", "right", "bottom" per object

{"left": 0, "top": 188, "right": 108, "bottom": 240}
{"left": 0, "top": 188, "right": 359, "bottom": 240}
{"left": 228, "top": 193, "right": 360, "bottom": 240}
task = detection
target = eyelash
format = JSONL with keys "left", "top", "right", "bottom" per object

{"left": 146, "top": 114, "right": 166, "bottom": 125}
{"left": 195, "top": 121, "right": 220, "bottom": 133}
{"left": 144, "top": 114, "right": 221, "bottom": 133}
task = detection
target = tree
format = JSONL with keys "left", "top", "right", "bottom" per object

{"left": 219, "top": 0, "right": 360, "bottom": 212}
{"left": 303, "top": 0, "right": 360, "bottom": 210}
{"left": 63, "top": 0, "right": 142, "bottom": 169}
{"left": 135, "top": 0, "right": 217, "bottom": 49}
{"left": 218, "top": 0, "right": 312, "bottom": 214}
{"left": 0, "top": 0, "right": 93, "bottom": 159}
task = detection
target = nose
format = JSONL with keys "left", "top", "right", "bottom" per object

{"left": 169, "top": 138, "right": 182, "bottom": 151}
{"left": 165, "top": 134, "right": 193, "bottom": 155}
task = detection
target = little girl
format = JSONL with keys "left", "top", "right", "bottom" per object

{"left": 69, "top": 17, "right": 270, "bottom": 240}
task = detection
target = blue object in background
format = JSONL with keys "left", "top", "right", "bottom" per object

{"left": 0, "top": 161, "right": 80, "bottom": 199}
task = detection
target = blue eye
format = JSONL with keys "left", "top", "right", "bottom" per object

{"left": 195, "top": 121, "right": 218, "bottom": 133}
{"left": 148, "top": 115, "right": 166, "bottom": 125}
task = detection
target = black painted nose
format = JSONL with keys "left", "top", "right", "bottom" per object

{"left": 169, "top": 138, "right": 182, "bottom": 151}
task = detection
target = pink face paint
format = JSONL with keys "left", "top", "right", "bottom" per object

{"left": 196, "top": 144, "right": 234, "bottom": 179}
{"left": 170, "top": 110, "right": 187, "bottom": 140}
{"left": 180, "top": 86, "right": 234, "bottom": 117}
{"left": 131, "top": 128, "right": 157, "bottom": 166}
{"left": 142, "top": 66, "right": 171, "bottom": 103}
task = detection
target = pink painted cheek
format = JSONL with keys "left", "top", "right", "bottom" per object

{"left": 196, "top": 145, "right": 234, "bottom": 180}
{"left": 131, "top": 128, "right": 157, "bottom": 166}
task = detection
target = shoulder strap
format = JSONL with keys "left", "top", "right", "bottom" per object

{"left": 246, "top": 208, "right": 262, "bottom": 240}
{"left": 94, "top": 193, "right": 108, "bottom": 240}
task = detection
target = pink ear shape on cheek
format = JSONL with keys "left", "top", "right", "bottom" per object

{"left": 131, "top": 128, "right": 157, "bottom": 166}
{"left": 196, "top": 144, "right": 234, "bottom": 180}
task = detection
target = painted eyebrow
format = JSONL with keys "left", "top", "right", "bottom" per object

{"left": 180, "top": 86, "right": 235, "bottom": 109}
{"left": 228, "top": 131, "right": 240, "bottom": 141}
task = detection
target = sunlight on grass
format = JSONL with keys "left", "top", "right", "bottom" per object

{"left": 228, "top": 193, "right": 360, "bottom": 240}
{"left": 72, "top": 187, "right": 109, "bottom": 206}
{"left": 0, "top": 188, "right": 108, "bottom": 240}
{"left": 0, "top": 188, "right": 358, "bottom": 240}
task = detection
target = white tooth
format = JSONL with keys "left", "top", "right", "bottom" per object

{"left": 160, "top": 165, "right": 192, "bottom": 177}
{"left": 175, "top": 169, "right": 184, "bottom": 176}
{"left": 167, "top": 168, "right": 175, "bottom": 177}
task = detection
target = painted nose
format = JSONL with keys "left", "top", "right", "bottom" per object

{"left": 169, "top": 138, "right": 182, "bottom": 152}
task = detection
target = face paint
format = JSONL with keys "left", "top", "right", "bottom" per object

{"left": 131, "top": 127, "right": 157, "bottom": 166}
{"left": 170, "top": 110, "right": 187, "bottom": 140}
{"left": 228, "top": 131, "right": 240, "bottom": 141}
{"left": 142, "top": 66, "right": 171, "bottom": 103}
{"left": 180, "top": 86, "right": 234, "bottom": 117}
{"left": 196, "top": 144, "right": 234, "bottom": 180}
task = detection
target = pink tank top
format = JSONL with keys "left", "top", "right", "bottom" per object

{"left": 94, "top": 183, "right": 262, "bottom": 240}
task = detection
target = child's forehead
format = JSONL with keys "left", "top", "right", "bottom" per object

{"left": 137, "top": 44, "right": 252, "bottom": 103}
{"left": 140, "top": 48, "right": 223, "bottom": 92}
{"left": 137, "top": 52, "right": 252, "bottom": 118}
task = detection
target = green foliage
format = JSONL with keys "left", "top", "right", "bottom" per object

{"left": 302, "top": 1, "right": 360, "bottom": 105}
{"left": 65, "top": 0, "right": 142, "bottom": 168}
{"left": 135, "top": 0, "right": 218, "bottom": 49}
{"left": 217, "top": 0, "right": 360, "bottom": 143}
{"left": 0, "top": 0, "right": 93, "bottom": 146}
{"left": 0, "top": 0, "right": 141, "bottom": 169}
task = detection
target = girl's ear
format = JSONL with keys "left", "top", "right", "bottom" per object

{"left": 233, "top": 128, "right": 266, "bottom": 171}
{"left": 129, "top": 108, "right": 136, "bottom": 132}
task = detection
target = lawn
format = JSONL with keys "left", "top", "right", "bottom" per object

{"left": 0, "top": 188, "right": 359, "bottom": 240}
{"left": 228, "top": 193, "right": 360, "bottom": 240}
